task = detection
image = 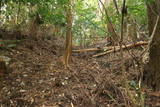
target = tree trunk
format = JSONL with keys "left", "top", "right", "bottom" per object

{"left": 106, "top": 21, "right": 118, "bottom": 45}
{"left": 143, "top": 0, "right": 160, "bottom": 91}
{"left": 98, "top": 0, "right": 119, "bottom": 45}
{"left": 16, "top": 1, "right": 21, "bottom": 25}
{"left": 63, "top": 0, "right": 73, "bottom": 68}
{"left": 0, "top": 1, "right": 2, "bottom": 15}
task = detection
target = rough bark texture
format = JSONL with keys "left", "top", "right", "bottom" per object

{"left": 143, "top": 0, "right": 160, "bottom": 91}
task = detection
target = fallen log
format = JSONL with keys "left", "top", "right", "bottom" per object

{"left": 73, "top": 48, "right": 101, "bottom": 52}
{"left": 72, "top": 46, "right": 114, "bottom": 53}
{"left": 73, "top": 41, "right": 148, "bottom": 53}
{"left": 92, "top": 41, "right": 148, "bottom": 57}
{"left": 73, "top": 41, "right": 148, "bottom": 57}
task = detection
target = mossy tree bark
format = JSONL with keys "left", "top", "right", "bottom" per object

{"left": 143, "top": 0, "right": 160, "bottom": 91}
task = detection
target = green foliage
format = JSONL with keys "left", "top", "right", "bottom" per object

{"left": 127, "top": 0, "right": 147, "bottom": 25}
{"left": 107, "top": 0, "right": 147, "bottom": 28}
{"left": 0, "top": 0, "right": 68, "bottom": 27}
{"left": 73, "top": 0, "right": 106, "bottom": 45}
{"left": 0, "top": 0, "right": 149, "bottom": 46}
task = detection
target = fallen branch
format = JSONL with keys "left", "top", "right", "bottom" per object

{"left": 73, "top": 46, "right": 113, "bottom": 53}
{"left": 73, "top": 41, "right": 148, "bottom": 53}
{"left": 92, "top": 41, "right": 148, "bottom": 57}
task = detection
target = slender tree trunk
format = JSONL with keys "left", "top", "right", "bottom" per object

{"left": 80, "top": 26, "right": 83, "bottom": 47}
{"left": 63, "top": 0, "right": 73, "bottom": 68}
{"left": 143, "top": 0, "right": 160, "bottom": 91}
{"left": 16, "top": 1, "right": 21, "bottom": 25}
{"left": 99, "top": 0, "right": 119, "bottom": 45}
{"left": 0, "top": 1, "right": 2, "bottom": 15}
{"left": 113, "top": 0, "right": 119, "bottom": 15}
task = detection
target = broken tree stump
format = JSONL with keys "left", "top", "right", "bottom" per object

{"left": 0, "top": 56, "right": 11, "bottom": 76}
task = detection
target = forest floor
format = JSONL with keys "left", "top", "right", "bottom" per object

{"left": 0, "top": 29, "right": 160, "bottom": 107}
